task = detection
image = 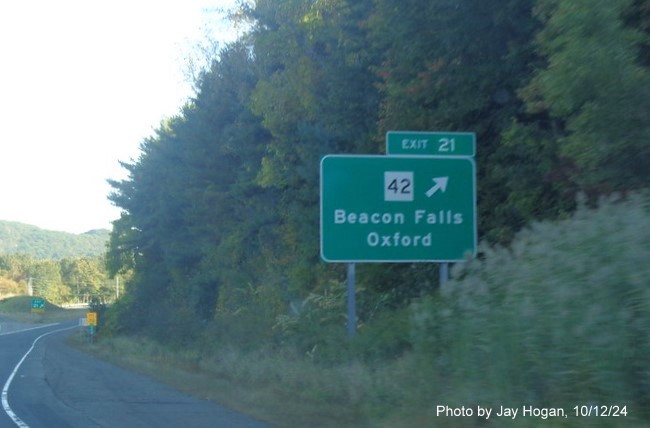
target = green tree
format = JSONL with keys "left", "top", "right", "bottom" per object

{"left": 368, "top": 0, "right": 546, "bottom": 246}
{"left": 27, "top": 260, "right": 70, "bottom": 303}
{"left": 60, "top": 257, "right": 111, "bottom": 302}
{"left": 521, "top": 0, "right": 650, "bottom": 192}
{"left": 248, "top": 0, "right": 381, "bottom": 296}
{"left": 104, "top": 0, "right": 650, "bottom": 352}
{"left": 0, "top": 254, "right": 33, "bottom": 282}
{"left": 107, "top": 41, "right": 275, "bottom": 338}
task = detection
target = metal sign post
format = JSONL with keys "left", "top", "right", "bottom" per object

{"left": 347, "top": 263, "right": 356, "bottom": 336}
{"left": 321, "top": 131, "right": 477, "bottom": 335}
{"left": 86, "top": 312, "right": 98, "bottom": 344}
{"left": 387, "top": 130, "right": 476, "bottom": 287}
{"left": 439, "top": 262, "right": 449, "bottom": 287}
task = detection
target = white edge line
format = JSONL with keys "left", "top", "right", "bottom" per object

{"left": 0, "top": 323, "right": 59, "bottom": 337}
{"left": 1, "top": 325, "right": 77, "bottom": 427}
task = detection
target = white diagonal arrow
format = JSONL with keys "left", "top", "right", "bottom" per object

{"left": 425, "top": 177, "right": 448, "bottom": 197}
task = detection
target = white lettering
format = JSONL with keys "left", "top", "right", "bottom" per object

{"left": 335, "top": 209, "right": 346, "bottom": 224}
{"left": 521, "top": 406, "right": 563, "bottom": 420}
{"left": 415, "top": 209, "right": 425, "bottom": 224}
{"left": 401, "top": 138, "right": 428, "bottom": 150}
{"left": 366, "top": 232, "right": 432, "bottom": 248}
{"left": 422, "top": 233, "right": 432, "bottom": 246}
{"left": 333, "top": 210, "right": 405, "bottom": 225}
{"left": 436, "top": 405, "right": 473, "bottom": 417}
{"left": 367, "top": 232, "right": 379, "bottom": 247}
{"left": 413, "top": 209, "right": 464, "bottom": 225}
{"left": 337, "top": 209, "right": 463, "bottom": 227}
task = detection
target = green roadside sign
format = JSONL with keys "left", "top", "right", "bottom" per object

{"left": 31, "top": 298, "right": 45, "bottom": 313}
{"left": 320, "top": 155, "right": 476, "bottom": 262}
{"left": 386, "top": 131, "right": 476, "bottom": 157}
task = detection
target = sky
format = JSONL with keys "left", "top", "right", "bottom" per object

{"left": 0, "top": 0, "right": 242, "bottom": 234}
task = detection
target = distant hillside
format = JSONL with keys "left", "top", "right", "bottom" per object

{"left": 0, "top": 220, "right": 109, "bottom": 259}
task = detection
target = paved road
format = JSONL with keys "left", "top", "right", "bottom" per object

{"left": 0, "top": 318, "right": 271, "bottom": 428}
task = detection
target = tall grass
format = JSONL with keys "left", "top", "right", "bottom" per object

{"left": 410, "top": 194, "right": 650, "bottom": 424}
{"left": 0, "top": 295, "right": 86, "bottom": 323}
{"left": 90, "top": 194, "right": 650, "bottom": 427}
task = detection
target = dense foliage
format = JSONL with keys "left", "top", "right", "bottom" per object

{"left": 100, "top": 195, "right": 650, "bottom": 426}
{"left": 101, "top": 0, "right": 649, "bottom": 424}
{"left": 410, "top": 194, "right": 650, "bottom": 422}
{"left": 0, "top": 253, "right": 117, "bottom": 303}
{"left": 107, "top": 0, "right": 649, "bottom": 337}
{"left": 0, "top": 221, "right": 114, "bottom": 302}
{"left": 0, "top": 220, "right": 109, "bottom": 259}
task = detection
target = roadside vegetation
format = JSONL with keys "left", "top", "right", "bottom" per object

{"left": 87, "top": 195, "right": 649, "bottom": 427}
{"left": 0, "top": 296, "right": 86, "bottom": 324}
{"left": 0, "top": 254, "right": 118, "bottom": 304}
{"left": 65, "top": 1, "right": 650, "bottom": 427}
{"left": 0, "top": 220, "right": 109, "bottom": 259}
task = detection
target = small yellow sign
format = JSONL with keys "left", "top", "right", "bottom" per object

{"left": 86, "top": 312, "right": 98, "bottom": 326}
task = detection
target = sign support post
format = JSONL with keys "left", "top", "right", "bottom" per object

{"left": 439, "top": 262, "right": 449, "bottom": 287}
{"left": 86, "top": 312, "right": 97, "bottom": 344}
{"left": 321, "top": 130, "right": 477, "bottom": 335}
{"left": 347, "top": 263, "right": 356, "bottom": 337}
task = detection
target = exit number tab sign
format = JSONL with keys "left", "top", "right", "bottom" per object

{"left": 386, "top": 131, "right": 476, "bottom": 157}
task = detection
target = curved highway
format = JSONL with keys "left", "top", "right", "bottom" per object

{"left": 0, "top": 318, "right": 271, "bottom": 428}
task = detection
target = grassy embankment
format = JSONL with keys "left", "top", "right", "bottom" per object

{"left": 0, "top": 295, "right": 86, "bottom": 323}
{"left": 76, "top": 195, "right": 650, "bottom": 427}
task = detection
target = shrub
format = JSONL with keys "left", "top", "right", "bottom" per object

{"left": 272, "top": 281, "right": 350, "bottom": 363}
{"left": 410, "top": 193, "right": 650, "bottom": 419}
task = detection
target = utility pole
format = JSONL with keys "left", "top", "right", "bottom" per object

{"left": 115, "top": 276, "right": 120, "bottom": 300}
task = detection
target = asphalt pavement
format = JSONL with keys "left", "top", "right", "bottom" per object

{"left": 0, "top": 319, "right": 272, "bottom": 428}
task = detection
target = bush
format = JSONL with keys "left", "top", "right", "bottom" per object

{"left": 352, "top": 306, "right": 412, "bottom": 363}
{"left": 272, "top": 281, "right": 350, "bottom": 363}
{"left": 0, "top": 277, "right": 24, "bottom": 298}
{"left": 410, "top": 193, "right": 650, "bottom": 420}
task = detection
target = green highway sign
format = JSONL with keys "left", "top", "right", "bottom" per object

{"left": 386, "top": 131, "right": 476, "bottom": 157}
{"left": 31, "top": 298, "right": 45, "bottom": 313}
{"left": 320, "top": 155, "right": 476, "bottom": 262}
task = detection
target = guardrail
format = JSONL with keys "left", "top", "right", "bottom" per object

{"left": 60, "top": 303, "right": 90, "bottom": 309}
